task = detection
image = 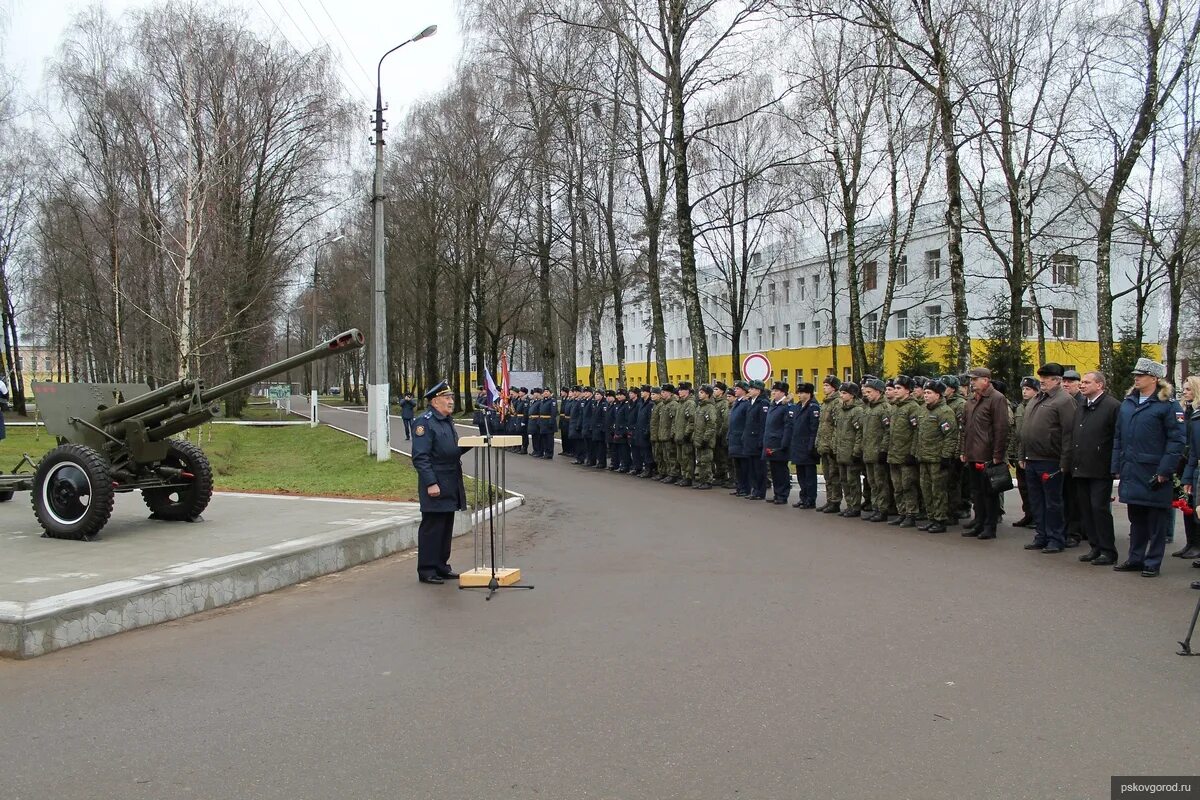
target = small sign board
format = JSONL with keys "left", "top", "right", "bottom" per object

{"left": 741, "top": 353, "right": 772, "bottom": 383}
{"left": 267, "top": 386, "right": 290, "bottom": 401}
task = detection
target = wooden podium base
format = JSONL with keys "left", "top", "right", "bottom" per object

{"left": 458, "top": 567, "right": 522, "bottom": 588}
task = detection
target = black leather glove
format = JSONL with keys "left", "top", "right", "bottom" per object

{"left": 940, "top": 457, "right": 954, "bottom": 469}
{"left": 878, "top": 452, "right": 888, "bottom": 464}
{"left": 904, "top": 454, "right": 918, "bottom": 466}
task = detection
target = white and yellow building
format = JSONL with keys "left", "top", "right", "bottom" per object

{"left": 577, "top": 201, "right": 1162, "bottom": 387}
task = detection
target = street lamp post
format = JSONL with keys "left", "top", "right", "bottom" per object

{"left": 310, "top": 233, "right": 344, "bottom": 427}
{"left": 368, "top": 23, "right": 437, "bottom": 461}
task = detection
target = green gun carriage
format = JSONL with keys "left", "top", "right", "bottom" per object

{"left": 0, "top": 329, "right": 364, "bottom": 541}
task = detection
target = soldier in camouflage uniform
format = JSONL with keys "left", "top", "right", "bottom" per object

{"left": 942, "top": 375, "right": 971, "bottom": 520}
{"left": 712, "top": 382, "right": 731, "bottom": 488}
{"left": 816, "top": 376, "right": 844, "bottom": 513}
{"left": 916, "top": 379, "right": 960, "bottom": 532}
{"left": 673, "top": 381, "right": 698, "bottom": 487}
{"left": 833, "top": 382, "right": 866, "bottom": 517}
{"left": 860, "top": 378, "right": 893, "bottom": 523}
{"left": 1010, "top": 376, "right": 1038, "bottom": 527}
{"left": 886, "top": 376, "right": 923, "bottom": 528}
{"left": 657, "top": 384, "right": 679, "bottom": 484}
{"left": 693, "top": 385, "right": 718, "bottom": 489}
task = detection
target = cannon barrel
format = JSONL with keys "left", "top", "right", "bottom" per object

{"left": 200, "top": 328, "right": 365, "bottom": 405}
{"left": 95, "top": 379, "right": 197, "bottom": 425}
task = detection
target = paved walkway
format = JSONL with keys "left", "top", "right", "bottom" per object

{"left": 1, "top": 404, "right": 1197, "bottom": 799}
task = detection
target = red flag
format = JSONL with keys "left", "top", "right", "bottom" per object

{"left": 499, "top": 351, "right": 511, "bottom": 422}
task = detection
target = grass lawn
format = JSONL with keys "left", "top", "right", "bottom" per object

{"left": 0, "top": 424, "right": 470, "bottom": 504}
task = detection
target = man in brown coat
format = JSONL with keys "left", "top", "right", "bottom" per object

{"left": 1018, "top": 362, "right": 1078, "bottom": 553}
{"left": 961, "top": 367, "right": 1011, "bottom": 540}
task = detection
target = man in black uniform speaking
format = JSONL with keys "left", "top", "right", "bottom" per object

{"left": 411, "top": 380, "right": 469, "bottom": 584}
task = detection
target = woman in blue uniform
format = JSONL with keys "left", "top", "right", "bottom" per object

{"left": 410, "top": 380, "right": 470, "bottom": 584}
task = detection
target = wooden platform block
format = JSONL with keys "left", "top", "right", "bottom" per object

{"left": 458, "top": 567, "right": 522, "bottom": 588}
{"left": 459, "top": 435, "right": 523, "bottom": 448}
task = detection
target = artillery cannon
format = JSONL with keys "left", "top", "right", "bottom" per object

{"left": 0, "top": 329, "right": 365, "bottom": 541}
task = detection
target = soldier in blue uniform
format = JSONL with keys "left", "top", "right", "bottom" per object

{"left": 571, "top": 388, "right": 591, "bottom": 464}
{"left": 528, "top": 388, "right": 545, "bottom": 458}
{"left": 763, "top": 381, "right": 794, "bottom": 504}
{"left": 727, "top": 381, "right": 751, "bottom": 496}
{"left": 591, "top": 390, "right": 610, "bottom": 467}
{"left": 400, "top": 392, "right": 417, "bottom": 439}
{"left": 559, "top": 387, "right": 572, "bottom": 459}
{"left": 410, "top": 381, "right": 469, "bottom": 585}
{"left": 517, "top": 387, "right": 531, "bottom": 454}
{"left": 605, "top": 390, "right": 621, "bottom": 470}
{"left": 540, "top": 387, "right": 557, "bottom": 459}
{"left": 634, "top": 385, "right": 654, "bottom": 477}
{"left": 614, "top": 389, "right": 633, "bottom": 472}
{"left": 788, "top": 382, "right": 821, "bottom": 508}
{"left": 741, "top": 380, "right": 770, "bottom": 500}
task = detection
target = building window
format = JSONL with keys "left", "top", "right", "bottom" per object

{"left": 684, "top": 337, "right": 690, "bottom": 354}
{"left": 784, "top": 324, "right": 791, "bottom": 347}
{"left": 896, "top": 255, "right": 908, "bottom": 286}
{"left": 710, "top": 333, "right": 718, "bottom": 352}
{"left": 925, "top": 305, "right": 943, "bottom": 336}
{"left": 844, "top": 366, "right": 852, "bottom": 381}
{"left": 784, "top": 281, "right": 791, "bottom": 304}
{"left": 831, "top": 230, "right": 844, "bottom": 248}
{"left": 925, "top": 248, "right": 942, "bottom": 280}
{"left": 812, "top": 369, "right": 820, "bottom": 383}
{"left": 1022, "top": 308, "right": 1036, "bottom": 338}
{"left": 742, "top": 329, "right": 749, "bottom": 350}
{"left": 865, "top": 312, "right": 879, "bottom": 340}
{"left": 1052, "top": 308, "right": 1077, "bottom": 339}
{"left": 896, "top": 309, "right": 908, "bottom": 339}
{"left": 864, "top": 261, "right": 878, "bottom": 291}
{"left": 798, "top": 322, "right": 806, "bottom": 347}
{"left": 756, "top": 328, "right": 763, "bottom": 349}
{"left": 769, "top": 325, "right": 777, "bottom": 348}
{"left": 1051, "top": 254, "right": 1079, "bottom": 286}
{"left": 798, "top": 277, "right": 806, "bottom": 300}
{"left": 813, "top": 320, "right": 821, "bottom": 344}
{"left": 768, "top": 282, "right": 777, "bottom": 304}
{"left": 813, "top": 274, "right": 821, "bottom": 297}
{"left": 781, "top": 369, "right": 789, "bottom": 385}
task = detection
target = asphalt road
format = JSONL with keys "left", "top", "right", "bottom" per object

{"left": 2, "top": 407, "right": 1198, "bottom": 800}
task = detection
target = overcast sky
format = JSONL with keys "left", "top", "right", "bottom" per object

{"left": 2, "top": 0, "right": 463, "bottom": 118}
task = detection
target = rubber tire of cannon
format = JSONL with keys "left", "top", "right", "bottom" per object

{"left": 32, "top": 444, "right": 115, "bottom": 540}
{"left": 142, "top": 439, "right": 214, "bottom": 522}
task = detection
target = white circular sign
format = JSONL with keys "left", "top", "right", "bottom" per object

{"left": 742, "top": 353, "right": 772, "bottom": 382}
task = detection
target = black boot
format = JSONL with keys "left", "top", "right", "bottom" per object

{"left": 898, "top": 515, "right": 917, "bottom": 528}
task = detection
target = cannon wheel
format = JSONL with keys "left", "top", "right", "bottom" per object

{"left": 142, "top": 439, "right": 214, "bottom": 522}
{"left": 32, "top": 444, "right": 115, "bottom": 540}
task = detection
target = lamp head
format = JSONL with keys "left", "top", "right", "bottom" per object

{"left": 414, "top": 25, "right": 437, "bottom": 41}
